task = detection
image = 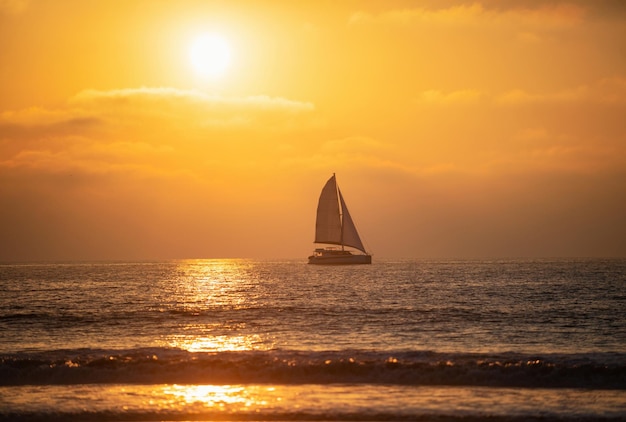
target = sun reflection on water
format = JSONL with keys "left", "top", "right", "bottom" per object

{"left": 167, "top": 334, "right": 267, "bottom": 352}
{"left": 175, "top": 259, "right": 253, "bottom": 304}
{"left": 162, "top": 259, "right": 272, "bottom": 352}
{"left": 161, "top": 384, "right": 280, "bottom": 412}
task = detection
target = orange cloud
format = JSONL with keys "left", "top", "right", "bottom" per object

{"left": 1, "top": 88, "right": 317, "bottom": 141}
{"left": 349, "top": 3, "right": 585, "bottom": 28}
{"left": 415, "top": 89, "right": 484, "bottom": 106}
{"left": 410, "top": 77, "right": 626, "bottom": 108}
{"left": 71, "top": 87, "right": 315, "bottom": 113}
{"left": 69, "top": 87, "right": 316, "bottom": 131}
{"left": 496, "top": 77, "right": 626, "bottom": 105}
{"left": 0, "top": 87, "right": 319, "bottom": 187}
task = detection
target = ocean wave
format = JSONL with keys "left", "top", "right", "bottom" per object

{"left": 1, "top": 348, "right": 624, "bottom": 389}
{"left": 2, "top": 409, "right": 624, "bottom": 422}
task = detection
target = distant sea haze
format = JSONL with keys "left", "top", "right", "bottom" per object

{"left": 1, "top": 258, "right": 625, "bottom": 420}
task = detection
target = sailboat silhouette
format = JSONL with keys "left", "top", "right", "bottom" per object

{"left": 308, "top": 174, "right": 372, "bottom": 265}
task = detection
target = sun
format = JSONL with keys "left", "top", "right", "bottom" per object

{"left": 189, "top": 34, "right": 232, "bottom": 78}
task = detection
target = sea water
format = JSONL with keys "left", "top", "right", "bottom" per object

{"left": 1, "top": 259, "right": 625, "bottom": 421}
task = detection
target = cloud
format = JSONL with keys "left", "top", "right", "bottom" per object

{"left": 0, "top": 106, "right": 100, "bottom": 128}
{"left": 3, "top": 137, "right": 174, "bottom": 177}
{"left": 410, "top": 77, "right": 626, "bottom": 108}
{"left": 415, "top": 89, "right": 484, "bottom": 106}
{"left": 66, "top": 87, "right": 316, "bottom": 131}
{"left": 495, "top": 77, "right": 626, "bottom": 105}
{"left": 71, "top": 87, "right": 315, "bottom": 113}
{"left": 0, "top": 87, "right": 317, "bottom": 145}
{"left": 350, "top": 4, "right": 487, "bottom": 26}
{"left": 0, "top": 87, "right": 319, "bottom": 183}
{"left": 349, "top": 3, "right": 585, "bottom": 29}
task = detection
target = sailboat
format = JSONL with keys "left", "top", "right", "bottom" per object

{"left": 308, "top": 174, "right": 372, "bottom": 265}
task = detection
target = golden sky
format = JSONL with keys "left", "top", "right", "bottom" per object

{"left": 1, "top": 0, "right": 625, "bottom": 260}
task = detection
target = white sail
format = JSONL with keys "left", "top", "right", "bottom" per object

{"left": 338, "top": 189, "right": 366, "bottom": 253}
{"left": 314, "top": 175, "right": 342, "bottom": 245}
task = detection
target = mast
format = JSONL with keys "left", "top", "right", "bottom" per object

{"left": 336, "top": 173, "right": 345, "bottom": 251}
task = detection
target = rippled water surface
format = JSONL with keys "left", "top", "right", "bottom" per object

{"left": 1, "top": 259, "right": 625, "bottom": 420}
{"left": 2, "top": 259, "right": 625, "bottom": 354}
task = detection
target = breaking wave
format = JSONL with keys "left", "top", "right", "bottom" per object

{"left": 2, "top": 347, "right": 624, "bottom": 389}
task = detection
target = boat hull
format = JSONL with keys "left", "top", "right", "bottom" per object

{"left": 308, "top": 249, "right": 372, "bottom": 265}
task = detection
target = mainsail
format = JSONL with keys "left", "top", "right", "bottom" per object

{"left": 314, "top": 174, "right": 366, "bottom": 253}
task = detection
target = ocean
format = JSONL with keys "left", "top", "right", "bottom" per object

{"left": 1, "top": 258, "right": 625, "bottom": 421}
